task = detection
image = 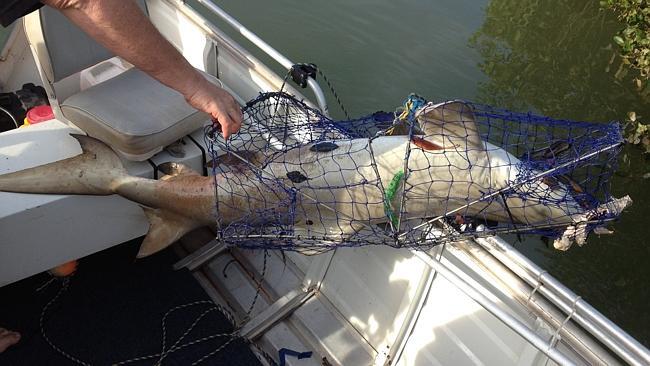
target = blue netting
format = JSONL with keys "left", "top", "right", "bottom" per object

{"left": 204, "top": 92, "right": 626, "bottom": 253}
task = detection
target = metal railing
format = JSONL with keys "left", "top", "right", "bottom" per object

{"left": 192, "top": 0, "right": 330, "bottom": 116}
{"left": 476, "top": 236, "right": 650, "bottom": 366}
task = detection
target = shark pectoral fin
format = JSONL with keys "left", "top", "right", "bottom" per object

{"left": 137, "top": 207, "right": 200, "bottom": 258}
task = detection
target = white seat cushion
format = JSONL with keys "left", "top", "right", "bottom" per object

{"left": 61, "top": 68, "right": 210, "bottom": 160}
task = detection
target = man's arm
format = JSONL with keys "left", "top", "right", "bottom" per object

{"left": 41, "top": 0, "right": 242, "bottom": 139}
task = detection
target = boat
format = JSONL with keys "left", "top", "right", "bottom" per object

{"left": 0, "top": 0, "right": 648, "bottom": 365}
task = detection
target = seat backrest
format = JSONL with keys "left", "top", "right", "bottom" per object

{"left": 40, "top": 6, "right": 113, "bottom": 83}
{"left": 25, "top": 0, "right": 148, "bottom": 83}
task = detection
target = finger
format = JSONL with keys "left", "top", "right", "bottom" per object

{"left": 227, "top": 113, "right": 241, "bottom": 135}
{"left": 229, "top": 106, "right": 244, "bottom": 125}
{"left": 227, "top": 114, "right": 242, "bottom": 133}
{"left": 211, "top": 118, "right": 222, "bottom": 134}
{"left": 227, "top": 105, "right": 243, "bottom": 125}
{"left": 219, "top": 115, "right": 235, "bottom": 140}
{"left": 221, "top": 114, "right": 240, "bottom": 133}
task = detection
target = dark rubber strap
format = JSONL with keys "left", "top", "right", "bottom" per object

{"left": 0, "top": 0, "right": 44, "bottom": 27}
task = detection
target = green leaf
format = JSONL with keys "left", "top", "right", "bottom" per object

{"left": 614, "top": 35, "right": 626, "bottom": 46}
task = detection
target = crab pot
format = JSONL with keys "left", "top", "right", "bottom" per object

{"left": 205, "top": 92, "right": 624, "bottom": 253}
{"left": 396, "top": 101, "right": 624, "bottom": 249}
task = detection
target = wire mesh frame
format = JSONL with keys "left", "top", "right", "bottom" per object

{"left": 204, "top": 92, "right": 624, "bottom": 253}
{"left": 397, "top": 100, "right": 623, "bottom": 248}
{"left": 204, "top": 94, "right": 396, "bottom": 254}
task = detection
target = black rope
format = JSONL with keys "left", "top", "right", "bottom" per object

{"left": 317, "top": 68, "right": 350, "bottom": 119}
{"left": 286, "top": 63, "right": 350, "bottom": 119}
{"left": 36, "top": 251, "right": 272, "bottom": 366}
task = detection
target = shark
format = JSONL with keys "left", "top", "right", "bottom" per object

{"left": 0, "top": 101, "right": 629, "bottom": 256}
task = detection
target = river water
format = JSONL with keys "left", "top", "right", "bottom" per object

{"left": 203, "top": 0, "right": 649, "bottom": 347}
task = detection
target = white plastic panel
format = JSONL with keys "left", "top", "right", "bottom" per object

{"left": 319, "top": 246, "right": 427, "bottom": 352}
{"left": 397, "top": 275, "right": 516, "bottom": 365}
{"left": 0, "top": 25, "right": 41, "bottom": 93}
{"left": 205, "top": 251, "right": 271, "bottom": 318}
{"left": 0, "top": 120, "right": 150, "bottom": 286}
{"left": 146, "top": 0, "right": 215, "bottom": 73}
{"left": 286, "top": 251, "right": 315, "bottom": 275}
{"left": 0, "top": 194, "right": 148, "bottom": 287}
{"left": 291, "top": 294, "right": 376, "bottom": 365}
{"left": 396, "top": 252, "right": 548, "bottom": 366}
{"left": 204, "top": 246, "right": 376, "bottom": 365}
{"left": 0, "top": 120, "right": 82, "bottom": 174}
{"left": 235, "top": 249, "right": 304, "bottom": 300}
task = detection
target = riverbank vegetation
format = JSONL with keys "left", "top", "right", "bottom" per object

{"left": 602, "top": 1, "right": 650, "bottom": 85}
{"left": 601, "top": 0, "right": 650, "bottom": 151}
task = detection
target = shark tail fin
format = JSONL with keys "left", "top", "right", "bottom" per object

{"left": 137, "top": 207, "right": 201, "bottom": 258}
{"left": 0, "top": 135, "right": 127, "bottom": 195}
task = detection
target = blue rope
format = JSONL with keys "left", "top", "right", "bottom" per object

{"left": 278, "top": 348, "right": 313, "bottom": 366}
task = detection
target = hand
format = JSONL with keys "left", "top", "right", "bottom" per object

{"left": 185, "top": 77, "right": 243, "bottom": 140}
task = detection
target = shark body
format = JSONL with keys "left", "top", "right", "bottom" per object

{"left": 0, "top": 102, "right": 598, "bottom": 256}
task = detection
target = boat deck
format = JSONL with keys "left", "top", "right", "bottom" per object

{"left": 0, "top": 240, "right": 263, "bottom": 366}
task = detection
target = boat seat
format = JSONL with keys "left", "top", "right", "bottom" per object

{"left": 24, "top": 2, "right": 216, "bottom": 160}
{"left": 60, "top": 68, "right": 216, "bottom": 160}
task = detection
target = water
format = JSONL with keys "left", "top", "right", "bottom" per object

{"left": 202, "top": 0, "right": 650, "bottom": 346}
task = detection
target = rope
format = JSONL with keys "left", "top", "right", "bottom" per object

{"left": 526, "top": 271, "right": 547, "bottom": 306}
{"left": 36, "top": 251, "right": 271, "bottom": 366}
{"left": 316, "top": 68, "right": 350, "bottom": 119}
{"left": 547, "top": 296, "right": 581, "bottom": 352}
{"left": 280, "top": 63, "right": 350, "bottom": 119}
{"left": 397, "top": 93, "right": 427, "bottom": 122}
{"left": 39, "top": 277, "right": 92, "bottom": 366}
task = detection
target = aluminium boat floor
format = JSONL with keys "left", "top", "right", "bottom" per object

{"left": 0, "top": 239, "right": 262, "bottom": 366}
